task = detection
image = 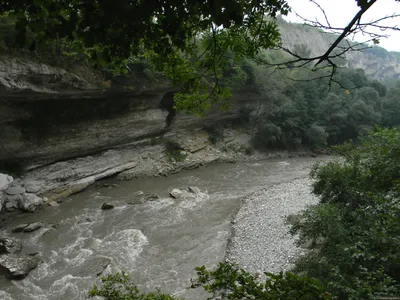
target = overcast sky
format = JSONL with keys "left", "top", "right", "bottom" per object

{"left": 284, "top": 0, "right": 400, "bottom": 52}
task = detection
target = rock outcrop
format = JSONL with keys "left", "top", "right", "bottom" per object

{"left": 0, "top": 55, "right": 101, "bottom": 99}
{"left": 0, "top": 237, "right": 40, "bottom": 280}
{"left": 0, "top": 253, "right": 40, "bottom": 280}
{"left": 2, "top": 183, "right": 43, "bottom": 212}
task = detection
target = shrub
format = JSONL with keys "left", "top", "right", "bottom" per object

{"left": 89, "top": 272, "right": 180, "bottom": 300}
{"left": 291, "top": 127, "right": 400, "bottom": 299}
{"left": 89, "top": 264, "right": 332, "bottom": 300}
{"left": 164, "top": 140, "right": 187, "bottom": 162}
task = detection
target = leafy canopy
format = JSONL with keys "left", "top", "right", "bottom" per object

{"left": 0, "top": 0, "right": 290, "bottom": 114}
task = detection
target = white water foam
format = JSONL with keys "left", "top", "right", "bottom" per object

{"left": 97, "top": 229, "right": 148, "bottom": 269}
{"left": 0, "top": 290, "right": 14, "bottom": 300}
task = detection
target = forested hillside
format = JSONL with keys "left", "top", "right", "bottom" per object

{"left": 225, "top": 55, "right": 400, "bottom": 151}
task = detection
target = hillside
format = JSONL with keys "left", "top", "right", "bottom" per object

{"left": 277, "top": 18, "right": 400, "bottom": 80}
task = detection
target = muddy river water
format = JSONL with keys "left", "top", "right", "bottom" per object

{"left": 0, "top": 156, "right": 328, "bottom": 300}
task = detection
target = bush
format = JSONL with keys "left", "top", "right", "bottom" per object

{"left": 89, "top": 264, "right": 333, "bottom": 300}
{"left": 164, "top": 140, "right": 187, "bottom": 162}
{"left": 291, "top": 127, "right": 400, "bottom": 299}
{"left": 89, "top": 272, "right": 180, "bottom": 300}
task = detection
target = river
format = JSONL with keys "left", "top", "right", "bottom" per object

{"left": 0, "top": 156, "right": 327, "bottom": 300}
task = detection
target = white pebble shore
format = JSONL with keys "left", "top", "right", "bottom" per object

{"left": 227, "top": 178, "right": 319, "bottom": 274}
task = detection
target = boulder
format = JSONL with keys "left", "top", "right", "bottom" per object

{"left": 18, "top": 193, "right": 43, "bottom": 212}
{"left": 101, "top": 203, "right": 114, "bottom": 210}
{"left": 127, "top": 192, "right": 159, "bottom": 205}
{"left": 0, "top": 238, "right": 22, "bottom": 254}
{"left": 3, "top": 194, "right": 21, "bottom": 212}
{"left": 188, "top": 186, "right": 201, "bottom": 194}
{"left": 132, "top": 191, "right": 144, "bottom": 197}
{"left": 170, "top": 188, "right": 183, "bottom": 199}
{"left": 23, "top": 222, "right": 44, "bottom": 233}
{"left": 74, "top": 257, "right": 111, "bottom": 277}
{"left": 0, "top": 174, "right": 13, "bottom": 191}
{"left": 24, "top": 181, "right": 43, "bottom": 193}
{"left": 6, "top": 186, "right": 25, "bottom": 195}
{"left": 48, "top": 201, "right": 60, "bottom": 207}
{"left": 12, "top": 224, "right": 29, "bottom": 233}
{"left": 0, "top": 253, "right": 40, "bottom": 280}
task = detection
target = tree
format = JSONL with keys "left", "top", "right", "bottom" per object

{"left": 291, "top": 127, "right": 400, "bottom": 299}
{"left": 1, "top": 0, "right": 399, "bottom": 113}
{"left": 0, "top": 0, "right": 289, "bottom": 114}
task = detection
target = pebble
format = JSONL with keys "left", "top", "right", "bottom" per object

{"left": 227, "top": 178, "right": 319, "bottom": 274}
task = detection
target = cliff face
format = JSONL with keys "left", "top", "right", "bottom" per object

{"left": 0, "top": 55, "right": 257, "bottom": 171}
{"left": 278, "top": 19, "right": 400, "bottom": 80}
{"left": 0, "top": 54, "right": 264, "bottom": 213}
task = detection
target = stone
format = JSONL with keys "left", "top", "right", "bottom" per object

{"left": 188, "top": 186, "right": 201, "bottom": 194}
{"left": 4, "top": 194, "right": 21, "bottom": 212}
{"left": 6, "top": 186, "right": 25, "bottom": 195}
{"left": 127, "top": 192, "right": 159, "bottom": 205}
{"left": 18, "top": 193, "right": 43, "bottom": 212}
{"left": 0, "top": 238, "right": 22, "bottom": 254}
{"left": 0, "top": 173, "right": 13, "bottom": 191}
{"left": 74, "top": 257, "right": 111, "bottom": 277}
{"left": 12, "top": 224, "right": 29, "bottom": 233}
{"left": 48, "top": 201, "right": 60, "bottom": 207}
{"left": 132, "top": 191, "right": 144, "bottom": 197}
{"left": 0, "top": 253, "right": 40, "bottom": 280}
{"left": 24, "top": 181, "right": 43, "bottom": 193}
{"left": 170, "top": 188, "right": 183, "bottom": 199}
{"left": 101, "top": 203, "right": 114, "bottom": 210}
{"left": 23, "top": 222, "right": 44, "bottom": 233}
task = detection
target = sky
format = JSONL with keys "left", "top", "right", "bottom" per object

{"left": 284, "top": 0, "right": 400, "bottom": 52}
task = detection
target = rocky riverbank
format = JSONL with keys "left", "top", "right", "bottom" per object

{"left": 0, "top": 125, "right": 317, "bottom": 216}
{"left": 227, "top": 177, "right": 319, "bottom": 275}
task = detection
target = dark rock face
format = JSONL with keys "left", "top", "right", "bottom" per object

{"left": 101, "top": 203, "right": 114, "bottom": 210}
{"left": 0, "top": 238, "right": 22, "bottom": 254}
{"left": 0, "top": 253, "right": 40, "bottom": 280}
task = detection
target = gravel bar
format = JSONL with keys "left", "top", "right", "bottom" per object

{"left": 227, "top": 177, "right": 319, "bottom": 274}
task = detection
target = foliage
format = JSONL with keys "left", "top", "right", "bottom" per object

{"left": 164, "top": 140, "right": 187, "bottom": 162}
{"left": 306, "top": 124, "right": 328, "bottom": 148}
{"left": 89, "top": 264, "right": 332, "bottom": 300}
{"left": 242, "top": 60, "right": 399, "bottom": 150}
{"left": 290, "top": 127, "right": 400, "bottom": 299}
{"left": 192, "top": 263, "right": 332, "bottom": 300}
{"left": 0, "top": 1, "right": 290, "bottom": 114}
{"left": 89, "top": 272, "right": 180, "bottom": 300}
